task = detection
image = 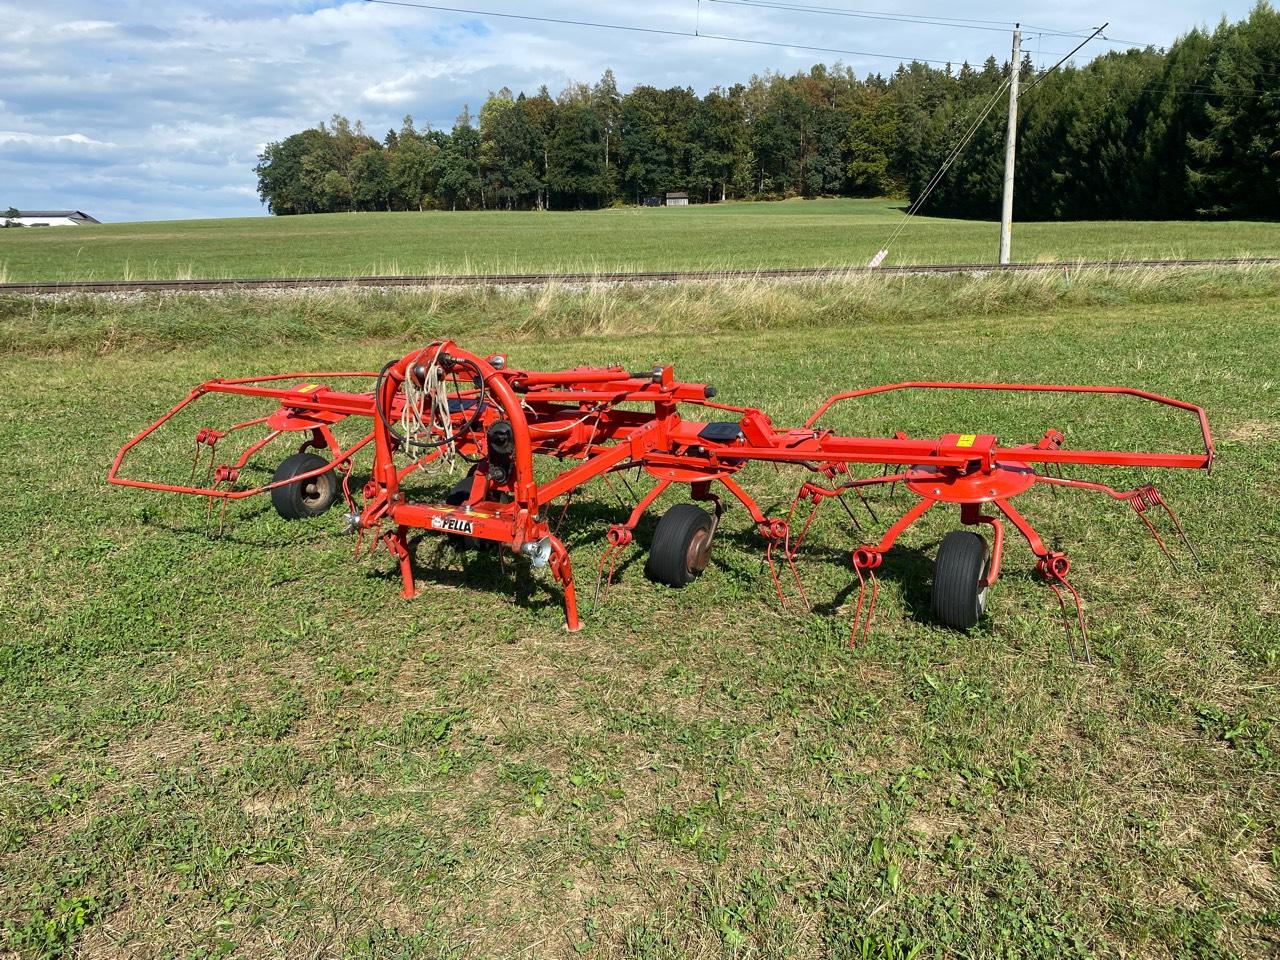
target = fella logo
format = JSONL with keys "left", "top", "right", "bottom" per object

{"left": 432, "top": 515, "right": 475, "bottom": 535}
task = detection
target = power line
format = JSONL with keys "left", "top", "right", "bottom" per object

{"left": 695, "top": 30, "right": 957, "bottom": 65}
{"left": 706, "top": 0, "right": 1020, "bottom": 35}
{"left": 362, "top": 0, "right": 962, "bottom": 66}
{"left": 1020, "top": 23, "right": 1106, "bottom": 96}
{"left": 723, "top": 0, "right": 1017, "bottom": 28}
{"left": 1129, "top": 80, "right": 1280, "bottom": 99}
{"left": 715, "top": 0, "right": 1122, "bottom": 44}
{"left": 875, "top": 76, "right": 1012, "bottom": 259}
{"left": 363, "top": 0, "right": 696, "bottom": 41}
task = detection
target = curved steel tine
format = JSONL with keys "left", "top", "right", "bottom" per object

{"left": 834, "top": 490, "right": 864, "bottom": 532}
{"left": 1127, "top": 484, "right": 1202, "bottom": 570}
{"left": 592, "top": 545, "right": 612, "bottom": 608}
{"left": 849, "top": 565, "right": 879, "bottom": 647}
{"left": 1048, "top": 577, "right": 1091, "bottom": 665}
{"left": 765, "top": 539, "right": 787, "bottom": 608}
{"left": 857, "top": 488, "right": 879, "bottom": 525}
{"left": 786, "top": 552, "right": 811, "bottom": 610}
{"left": 1152, "top": 489, "right": 1203, "bottom": 566}
{"left": 1132, "top": 504, "right": 1179, "bottom": 571}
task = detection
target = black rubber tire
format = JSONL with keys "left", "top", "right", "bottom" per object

{"left": 270, "top": 452, "right": 338, "bottom": 520}
{"left": 932, "top": 530, "right": 989, "bottom": 630}
{"left": 645, "top": 504, "right": 714, "bottom": 587}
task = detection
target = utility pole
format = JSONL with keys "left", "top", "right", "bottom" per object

{"left": 998, "top": 24, "right": 1021, "bottom": 265}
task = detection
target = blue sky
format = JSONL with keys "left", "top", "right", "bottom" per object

{"left": 0, "top": 1, "right": 1257, "bottom": 222}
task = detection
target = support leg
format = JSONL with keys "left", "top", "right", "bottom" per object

{"left": 550, "top": 537, "right": 582, "bottom": 632}
{"left": 960, "top": 502, "right": 1006, "bottom": 589}
{"left": 718, "top": 474, "right": 769, "bottom": 525}
{"left": 385, "top": 525, "right": 417, "bottom": 599}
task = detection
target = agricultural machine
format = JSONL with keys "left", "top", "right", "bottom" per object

{"left": 109, "top": 340, "right": 1213, "bottom": 660}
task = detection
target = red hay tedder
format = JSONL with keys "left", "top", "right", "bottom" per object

{"left": 109, "top": 340, "right": 1214, "bottom": 660}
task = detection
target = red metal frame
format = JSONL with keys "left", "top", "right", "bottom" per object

{"left": 109, "top": 340, "right": 1213, "bottom": 657}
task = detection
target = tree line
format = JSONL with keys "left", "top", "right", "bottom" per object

{"left": 255, "top": 2, "right": 1280, "bottom": 220}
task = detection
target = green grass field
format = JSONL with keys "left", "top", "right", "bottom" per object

{"left": 1, "top": 270, "right": 1278, "bottom": 958}
{"left": 2, "top": 199, "right": 1279, "bottom": 283}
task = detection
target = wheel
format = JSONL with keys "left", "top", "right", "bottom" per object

{"left": 932, "top": 530, "right": 989, "bottom": 630}
{"left": 270, "top": 452, "right": 338, "bottom": 520}
{"left": 645, "top": 504, "right": 714, "bottom": 587}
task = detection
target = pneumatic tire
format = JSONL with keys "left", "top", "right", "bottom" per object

{"left": 271, "top": 452, "right": 337, "bottom": 520}
{"left": 932, "top": 530, "right": 989, "bottom": 630}
{"left": 645, "top": 504, "right": 714, "bottom": 587}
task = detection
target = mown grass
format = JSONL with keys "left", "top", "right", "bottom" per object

{"left": 1, "top": 198, "right": 1279, "bottom": 283}
{"left": 0, "top": 269, "right": 1277, "bottom": 959}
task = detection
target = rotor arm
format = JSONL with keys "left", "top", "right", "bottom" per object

{"left": 803, "top": 381, "right": 1214, "bottom": 472}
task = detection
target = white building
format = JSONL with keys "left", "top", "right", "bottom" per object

{"left": 4, "top": 210, "right": 101, "bottom": 227}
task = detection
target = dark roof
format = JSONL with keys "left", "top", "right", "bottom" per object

{"left": 12, "top": 210, "right": 100, "bottom": 223}
{"left": 665, "top": 191, "right": 689, "bottom": 198}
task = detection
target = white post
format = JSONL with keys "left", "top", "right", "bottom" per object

{"left": 999, "top": 25, "right": 1021, "bottom": 265}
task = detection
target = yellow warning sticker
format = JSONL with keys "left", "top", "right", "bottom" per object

{"left": 956, "top": 434, "right": 976, "bottom": 448}
{"left": 295, "top": 383, "right": 319, "bottom": 392}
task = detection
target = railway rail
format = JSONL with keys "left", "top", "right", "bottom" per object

{"left": 2, "top": 256, "right": 1277, "bottom": 296}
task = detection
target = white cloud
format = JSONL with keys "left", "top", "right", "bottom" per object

{"left": 9, "top": 18, "right": 116, "bottom": 42}
{"left": 0, "top": 0, "right": 1258, "bottom": 221}
{"left": 0, "top": 131, "right": 113, "bottom": 147}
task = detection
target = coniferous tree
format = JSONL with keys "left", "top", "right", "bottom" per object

{"left": 254, "top": 3, "right": 1280, "bottom": 220}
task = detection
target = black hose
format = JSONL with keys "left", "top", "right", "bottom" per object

{"left": 374, "top": 352, "right": 489, "bottom": 451}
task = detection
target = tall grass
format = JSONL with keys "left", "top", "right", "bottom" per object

{"left": 2, "top": 264, "right": 1276, "bottom": 356}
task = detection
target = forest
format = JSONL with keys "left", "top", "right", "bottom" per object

{"left": 254, "top": 2, "right": 1280, "bottom": 221}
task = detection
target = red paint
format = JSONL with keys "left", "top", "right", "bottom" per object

{"left": 109, "top": 341, "right": 1213, "bottom": 648}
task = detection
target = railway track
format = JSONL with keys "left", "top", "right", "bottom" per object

{"left": 2, "top": 256, "right": 1277, "bottom": 296}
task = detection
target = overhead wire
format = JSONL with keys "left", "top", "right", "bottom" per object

{"left": 362, "top": 0, "right": 960, "bottom": 66}
{"left": 706, "top": 0, "right": 1023, "bottom": 35}
{"left": 712, "top": 0, "right": 1132, "bottom": 45}
{"left": 715, "top": 0, "right": 1017, "bottom": 28}
{"left": 1019, "top": 23, "right": 1106, "bottom": 96}
{"left": 874, "top": 75, "right": 1012, "bottom": 259}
